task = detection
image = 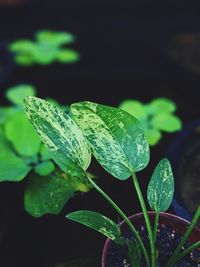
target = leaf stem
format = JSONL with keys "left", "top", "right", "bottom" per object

{"left": 172, "top": 240, "right": 200, "bottom": 265}
{"left": 132, "top": 172, "right": 156, "bottom": 267}
{"left": 86, "top": 175, "right": 150, "bottom": 267}
{"left": 166, "top": 206, "right": 200, "bottom": 267}
{"left": 153, "top": 211, "right": 159, "bottom": 244}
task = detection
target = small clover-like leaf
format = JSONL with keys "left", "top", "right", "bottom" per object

{"left": 146, "top": 98, "right": 176, "bottom": 115}
{"left": 6, "top": 84, "right": 36, "bottom": 105}
{"left": 145, "top": 128, "right": 162, "bottom": 146}
{"left": 0, "top": 136, "right": 31, "bottom": 181}
{"left": 71, "top": 101, "right": 149, "bottom": 180}
{"left": 5, "top": 111, "right": 41, "bottom": 157}
{"left": 66, "top": 210, "right": 124, "bottom": 245}
{"left": 147, "top": 158, "right": 174, "bottom": 212}
{"left": 151, "top": 114, "right": 182, "bottom": 132}
{"left": 25, "top": 174, "right": 74, "bottom": 217}
{"left": 34, "top": 161, "right": 55, "bottom": 176}
{"left": 119, "top": 100, "right": 147, "bottom": 121}
{"left": 36, "top": 30, "right": 75, "bottom": 46}
{"left": 24, "top": 97, "right": 91, "bottom": 177}
{"left": 56, "top": 49, "right": 80, "bottom": 63}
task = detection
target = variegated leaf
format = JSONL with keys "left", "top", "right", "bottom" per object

{"left": 70, "top": 102, "right": 150, "bottom": 180}
{"left": 147, "top": 158, "right": 174, "bottom": 212}
{"left": 66, "top": 210, "right": 124, "bottom": 245}
{"left": 24, "top": 97, "right": 91, "bottom": 176}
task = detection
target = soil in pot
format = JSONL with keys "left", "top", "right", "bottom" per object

{"left": 103, "top": 213, "right": 200, "bottom": 267}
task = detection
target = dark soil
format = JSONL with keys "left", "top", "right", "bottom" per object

{"left": 105, "top": 224, "right": 200, "bottom": 267}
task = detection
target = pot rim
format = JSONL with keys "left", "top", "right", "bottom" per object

{"left": 101, "top": 211, "right": 200, "bottom": 267}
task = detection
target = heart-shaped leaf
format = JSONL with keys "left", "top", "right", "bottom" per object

{"left": 66, "top": 210, "right": 124, "bottom": 245}
{"left": 145, "top": 128, "right": 162, "bottom": 146}
{"left": 119, "top": 100, "right": 147, "bottom": 121}
{"left": 147, "top": 158, "right": 174, "bottom": 212}
{"left": 147, "top": 98, "right": 176, "bottom": 115}
{"left": 24, "top": 97, "right": 91, "bottom": 176}
{"left": 25, "top": 174, "right": 74, "bottom": 217}
{"left": 71, "top": 102, "right": 149, "bottom": 180}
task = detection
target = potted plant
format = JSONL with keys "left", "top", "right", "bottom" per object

{"left": 23, "top": 97, "right": 200, "bottom": 267}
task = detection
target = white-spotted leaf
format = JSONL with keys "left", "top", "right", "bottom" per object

{"left": 24, "top": 97, "right": 91, "bottom": 176}
{"left": 71, "top": 102, "right": 150, "bottom": 180}
{"left": 147, "top": 158, "right": 174, "bottom": 212}
{"left": 66, "top": 210, "right": 124, "bottom": 245}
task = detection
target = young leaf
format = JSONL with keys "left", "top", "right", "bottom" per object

{"left": 24, "top": 97, "right": 91, "bottom": 176}
{"left": 0, "top": 137, "right": 31, "bottom": 181}
{"left": 56, "top": 49, "right": 79, "bottom": 63}
{"left": 6, "top": 84, "right": 36, "bottom": 106}
{"left": 5, "top": 111, "right": 41, "bottom": 157}
{"left": 71, "top": 101, "right": 149, "bottom": 180}
{"left": 147, "top": 98, "right": 176, "bottom": 115}
{"left": 66, "top": 210, "right": 124, "bottom": 245}
{"left": 147, "top": 158, "right": 174, "bottom": 212}
{"left": 40, "top": 144, "right": 52, "bottom": 161}
{"left": 34, "top": 161, "right": 55, "bottom": 176}
{"left": 25, "top": 174, "right": 74, "bottom": 217}
{"left": 145, "top": 128, "right": 162, "bottom": 146}
{"left": 119, "top": 99, "right": 147, "bottom": 120}
{"left": 127, "top": 239, "right": 142, "bottom": 267}
{"left": 151, "top": 114, "right": 182, "bottom": 133}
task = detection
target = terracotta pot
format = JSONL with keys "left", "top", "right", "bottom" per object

{"left": 102, "top": 211, "right": 200, "bottom": 267}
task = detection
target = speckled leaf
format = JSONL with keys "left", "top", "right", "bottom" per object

{"left": 24, "top": 97, "right": 91, "bottom": 176}
{"left": 66, "top": 210, "right": 124, "bottom": 245}
{"left": 71, "top": 102, "right": 150, "bottom": 180}
{"left": 147, "top": 158, "right": 174, "bottom": 212}
{"left": 5, "top": 111, "right": 41, "bottom": 157}
{"left": 25, "top": 174, "right": 74, "bottom": 217}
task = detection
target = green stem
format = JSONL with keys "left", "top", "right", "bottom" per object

{"left": 87, "top": 175, "right": 150, "bottom": 267}
{"left": 153, "top": 211, "right": 159, "bottom": 244}
{"left": 132, "top": 173, "right": 156, "bottom": 267}
{"left": 166, "top": 206, "right": 200, "bottom": 267}
{"left": 173, "top": 240, "right": 200, "bottom": 265}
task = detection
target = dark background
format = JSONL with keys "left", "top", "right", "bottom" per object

{"left": 0, "top": 1, "right": 200, "bottom": 267}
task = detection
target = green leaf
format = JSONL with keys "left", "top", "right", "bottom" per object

{"left": 119, "top": 100, "right": 147, "bottom": 120}
{"left": 33, "top": 43, "right": 58, "bottom": 65}
{"left": 71, "top": 101, "right": 149, "bottom": 180}
{"left": 14, "top": 54, "right": 34, "bottom": 66}
{"left": 146, "top": 98, "right": 176, "bottom": 115}
{"left": 34, "top": 161, "right": 55, "bottom": 176}
{"left": 36, "top": 30, "right": 75, "bottom": 46}
{"left": 6, "top": 84, "right": 36, "bottom": 105}
{"left": 25, "top": 174, "right": 74, "bottom": 217}
{"left": 66, "top": 210, "right": 124, "bottom": 245}
{"left": 56, "top": 49, "right": 79, "bottom": 63}
{"left": 127, "top": 239, "right": 142, "bottom": 267}
{"left": 24, "top": 97, "right": 91, "bottom": 176}
{"left": 0, "top": 136, "right": 31, "bottom": 181}
{"left": 145, "top": 128, "right": 162, "bottom": 146}
{"left": 5, "top": 111, "right": 41, "bottom": 157}
{"left": 151, "top": 114, "right": 182, "bottom": 132}
{"left": 147, "top": 158, "right": 174, "bottom": 212}
{"left": 40, "top": 143, "right": 52, "bottom": 161}
{"left": 9, "top": 40, "right": 36, "bottom": 53}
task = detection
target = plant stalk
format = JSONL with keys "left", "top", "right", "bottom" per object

{"left": 166, "top": 206, "right": 200, "bottom": 267}
{"left": 153, "top": 211, "right": 159, "bottom": 244}
{"left": 86, "top": 175, "right": 150, "bottom": 267}
{"left": 132, "top": 172, "right": 156, "bottom": 267}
